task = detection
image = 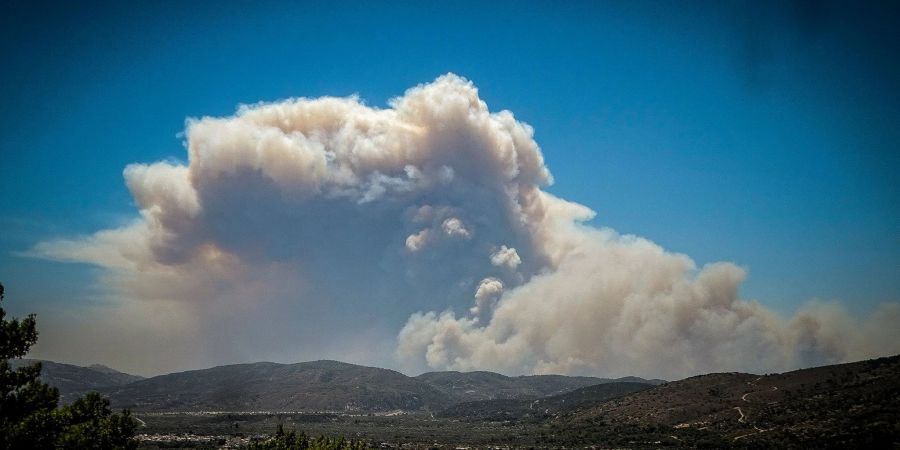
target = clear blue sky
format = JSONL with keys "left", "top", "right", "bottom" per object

{"left": 1, "top": 0, "right": 897, "bottom": 319}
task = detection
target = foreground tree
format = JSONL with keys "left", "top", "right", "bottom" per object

{"left": 0, "top": 283, "right": 137, "bottom": 450}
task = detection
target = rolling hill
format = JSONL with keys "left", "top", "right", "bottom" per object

{"left": 17, "top": 355, "right": 898, "bottom": 447}
{"left": 10, "top": 359, "right": 144, "bottom": 403}
{"left": 417, "top": 370, "right": 663, "bottom": 403}
{"left": 541, "top": 354, "right": 900, "bottom": 448}
{"left": 13, "top": 357, "right": 662, "bottom": 413}
{"left": 103, "top": 360, "right": 450, "bottom": 412}
{"left": 95, "top": 360, "right": 660, "bottom": 413}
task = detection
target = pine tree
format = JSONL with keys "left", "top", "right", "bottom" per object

{"left": 0, "top": 283, "right": 138, "bottom": 450}
{"left": 0, "top": 282, "right": 61, "bottom": 449}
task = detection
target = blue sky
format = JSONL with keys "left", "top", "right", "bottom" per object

{"left": 1, "top": 1, "right": 897, "bottom": 328}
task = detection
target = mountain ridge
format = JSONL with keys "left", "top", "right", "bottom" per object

{"left": 96, "top": 359, "right": 662, "bottom": 412}
{"left": 10, "top": 358, "right": 145, "bottom": 403}
{"left": 17, "top": 355, "right": 899, "bottom": 447}
{"left": 542, "top": 354, "right": 900, "bottom": 447}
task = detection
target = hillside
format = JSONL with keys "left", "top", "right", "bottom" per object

{"left": 543, "top": 355, "right": 900, "bottom": 448}
{"left": 416, "top": 370, "right": 663, "bottom": 403}
{"left": 95, "top": 360, "right": 651, "bottom": 413}
{"left": 11, "top": 359, "right": 144, "bottom": 403}
{"left": 103, "top": 360, "right": 453, "bottom": 412}
{"left": 437, "top": 381, "right": 654, "bottom": 422}
{"left": 23, "top": 355, "right": 896, "bottom": 447}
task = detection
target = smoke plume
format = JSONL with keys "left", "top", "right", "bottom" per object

{"left": 30, "top": 74, "right": 900, "bottom": 378}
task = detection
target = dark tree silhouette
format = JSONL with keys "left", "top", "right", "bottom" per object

{"left": 244, "top": 424, "right": 366, "bottom": 450}
{"left": 0, "top": 283, "right": 137, "bottom": 450}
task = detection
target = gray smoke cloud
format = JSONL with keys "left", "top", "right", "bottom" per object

{"left": 30, "top": 74, "right": 900, "bottom": 378}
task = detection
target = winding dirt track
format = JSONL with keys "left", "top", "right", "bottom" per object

{"left": 733, "top": 406, "right": 747, "bottom": 423}
{"left": 732, "top": 377, "right": 777, "bottom": 441}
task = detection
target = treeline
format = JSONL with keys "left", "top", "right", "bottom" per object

{"left": 244, "top": 425, "right": 366, "bottom": 450}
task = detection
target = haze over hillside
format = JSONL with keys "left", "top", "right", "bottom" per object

{"left": 13, "top": 356, "right": 666, "bottom": 414}
{"left": 10, "top": 359, "right": 144, "bottom": 403}
{"left": 36, "top": 354, "right": 893, "bottom": 448}
{"left": 94, "top": 360, "right": 662, "bottom": 413}
{"left": 22, "top": 74, "right": 899, "bottom": 378}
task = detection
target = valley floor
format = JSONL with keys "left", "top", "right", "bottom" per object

{"left": 134, "top": 411, "right": 537, "bottom": 449}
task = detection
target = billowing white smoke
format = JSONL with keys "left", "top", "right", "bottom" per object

{"left": 31, "top": 74, "right": 899, "bottom": 378}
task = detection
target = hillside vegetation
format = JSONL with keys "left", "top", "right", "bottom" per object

{"left": 104, "top": 360, "right": 451, "bottom": 412}
{"left": 94, "top": 360, "right": 661, "bottom": 413}
{"left": 19, "top": 352, "right": 899, "bottom": 448}
{"left": 541, "top": 355, "right": 900, "bottom": 448}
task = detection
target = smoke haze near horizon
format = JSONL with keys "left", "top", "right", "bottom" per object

{"left": 27, "top": 74, "right": 900, "bottom": 379}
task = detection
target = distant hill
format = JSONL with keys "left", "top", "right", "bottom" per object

{"left": 17, "top": 355, "right": 898, "bottom": 446}
{"left": 14, "top": 357, "right": 663, "bottom": 414}
{"left": 544, "top": 355, "right": 900, "bottom": 448}
{"left": 97, "top": 360, "right": 658, "bottom": 413}
{"left": 10, "top": 359, "right": 144, "bottom": 403}
{"left": 103, "top": 360, "right": 452, "bottom": 412}
{"left": 437, "top": 381, "right": 654, "bottom": 422}
{"left": 416, "top": 371, "right": 663, "bottom": 403}
{"left": 18, "top": 355, "right": 895, "bottom": 446}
